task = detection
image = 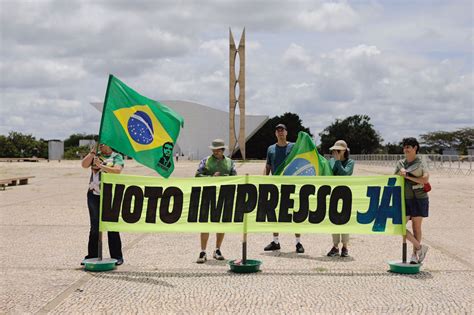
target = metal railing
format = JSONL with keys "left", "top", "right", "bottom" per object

{"left": 347, "top": 154, "right": 473, "bottom": 175}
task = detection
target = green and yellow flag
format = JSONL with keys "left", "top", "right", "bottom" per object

{"left": 275, "top": 131, "right": 332, "bottom": 176}
{"left": 99, "top": 75, "right": 184, "bottom": 178}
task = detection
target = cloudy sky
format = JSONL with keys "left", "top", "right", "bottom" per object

{"left": 1, "top": 0, "right": 472, "bottom": 143}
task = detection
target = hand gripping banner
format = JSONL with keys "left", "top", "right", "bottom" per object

{"left": 100, "top": 173, "right": 406, "bottom": 235}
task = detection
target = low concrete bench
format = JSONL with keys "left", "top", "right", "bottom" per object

{"left": 0, "top": 158, "right": 45, "bottom": 162}
{"left": 0, "top": 176, "right": 35, "bottom": 189}
{"left": 0, "top": 179, "right": 11, "bottom": 190}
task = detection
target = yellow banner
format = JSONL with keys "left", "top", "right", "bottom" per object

{"left": 100, "top": 174, "right": 406, "bottom": 235}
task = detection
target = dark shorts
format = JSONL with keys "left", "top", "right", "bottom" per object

{"left": 406, "top": 198, "right": 429, "bottom": 218}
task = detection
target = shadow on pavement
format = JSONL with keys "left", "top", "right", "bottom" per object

{"left": 90, "top": 269, "right": 433, "bottom": 281}
{"left": 259, "top": 251, "right": 355, "bottom": 262}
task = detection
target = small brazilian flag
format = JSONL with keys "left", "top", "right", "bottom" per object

{"left": 274, "top": 131, "right": 332, "bottom": 176}
{"left": 99, "top": 75, "right": 184, "bottom": 178}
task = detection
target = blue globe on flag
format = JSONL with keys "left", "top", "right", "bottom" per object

{"left": 282, "top": 158, "right": 316, "bottom": 176}
{"left": 127, "top": 111, "right": 154, "bottom": 145}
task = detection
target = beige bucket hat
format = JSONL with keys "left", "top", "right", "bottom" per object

{"left": 209, "top": 139, "right": 227, "bottom": 150}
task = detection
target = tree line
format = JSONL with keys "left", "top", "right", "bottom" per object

{"left": 236, "top": 114, "right": 473, "bottom": 158}
{"left": 1, "top": 116, "right": 472, "bottom": 158}
{"left": 0, "top": 132, "right": 97, "bottom": 159}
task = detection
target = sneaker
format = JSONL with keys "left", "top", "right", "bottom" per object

{"left": 264, "top": 241, "right": 281, "bottom": 251}
{"left": 296, "top": 242, "right": 305, "bottom": 253}
{"left": 341, "top": 247, "right": 349, "bottom": 257}
{"left": 213, "top": 249, "right": 225, "bottom": 260}
{"left": 409, "top": 253, "right": 418, "bottom": 264}
{"left": 416, "top": 244, "right": 429, "bottom": 263}
{"left": 196, "top": 251, "right": 207, "bottom": 264}
{"left": 327, "top": 247, "right": 339, "bottom": 257}
{"left": 115, "top": 258, "right": 124, "bottom": 266}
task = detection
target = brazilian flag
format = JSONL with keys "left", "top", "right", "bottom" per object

{"left": 275, "top": 131, "right": 332, "bottom": 176}
{"left": 99, "top": 75, "right": 184, "bottom": 178}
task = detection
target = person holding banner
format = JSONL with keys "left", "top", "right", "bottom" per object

{"left": 263, "top": 123, "right": 305, "bottom": 254}
{"left": 327, "top": 140, "right": 355, "bottom": 258}
{"left": 394, "top": 137, "right": 429, "bottom": 264}
{"left": 81, "top": 144, "right": 124, "bottom": 266}
{"left": 195, "top": 139, "right": 237, "bottom": 263}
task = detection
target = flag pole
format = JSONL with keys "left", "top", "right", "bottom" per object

{"left": 242, "top": 173, "right": 249, "bottom": 264}
{"left": 98, "top": 74, "right": 114, "bottom": 144}
{"left": 97, "top": 75, "right": 112, "bottom": 262}
{"left": 83, "top": 75, "right": 117, "bottom": 271}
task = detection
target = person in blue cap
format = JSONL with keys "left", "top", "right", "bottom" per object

{"left": 263, "top": 123, "right": 305, "bottom": 254}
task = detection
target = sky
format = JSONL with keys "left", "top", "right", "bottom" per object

{"left": 1, "top": 0, "right": 472, "bottom": 143}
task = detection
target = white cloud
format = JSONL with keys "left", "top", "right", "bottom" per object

{"left": 199, "top": 39, "right": 228, "bottom": 60}
{"left": 283, "top": 43, "right": 312, "bottom": 67}
{"left": 0, "top": 60, "right": 87, "bottom": 89}
{"left": 298, "top": 2, "right": 360, "bottom": 31}
{"left": 0, "top": 1, "right": 472, "bottom": 143}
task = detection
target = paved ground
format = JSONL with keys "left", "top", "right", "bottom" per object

{"left": 1, "top": 160, "right": 473, "bottom": 314}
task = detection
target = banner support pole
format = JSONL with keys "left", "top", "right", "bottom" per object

{"left": 98, "top": 232, "right": 103, "bottom": 261}
{"left": 242, "top": 174, "right": 249, "bottom": 264}
{"left": 402, "top": 236, "right": 407, "bottom": 263}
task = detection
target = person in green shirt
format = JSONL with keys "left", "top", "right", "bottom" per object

{"left": 81, "top": 143, "right": 124, "bottom": 266}
{"left": 327, "top": 140, "right": 355, "bottom": 258}
{"left": 394, "top": 137, "right": 429, "bottom": 264}
{"left": 195, "top": 139, "right": 237, "bottom": 263}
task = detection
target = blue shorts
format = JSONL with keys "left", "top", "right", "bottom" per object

{"left": 406, "top": 198, "right": 429, "bottom": 218}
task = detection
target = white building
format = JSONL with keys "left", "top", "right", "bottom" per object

{"left": 91, "top": 100, "right": 268, "bottom": 160}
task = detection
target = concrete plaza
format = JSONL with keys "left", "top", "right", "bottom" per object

{"left": 1, "top": 160, "right": 472, "bottom": 314}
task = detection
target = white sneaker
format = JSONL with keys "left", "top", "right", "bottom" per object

{"left": 416, "top": 245, "right": 429, "bottom": 263}
{"left": 213, "top": 249, "right": 225, "bottom": 260}
{"left": 409, "top": 253, "right": 418, "bottom": 264}
{"left": 196, "top": 252, "right": 207, "bottom": 264}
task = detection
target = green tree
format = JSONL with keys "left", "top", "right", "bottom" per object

{"left": 420, "top": 127, "right": 474, "bottom": 154}
{"left": 64, "top": 145, "right": 90, "bottom": 160}
{"left": 37, "top": 139, "right": 49, "bottom": 158}
{"left": 233, "top": 112, "right": 312, "bottom": 159}
{"left": 383, "top": 142, "right": 403, "bottom": 154}
{"left": 0, "top": 135, "right": 17, "bottom": 157}
{"left": 319, "top": 115, "right": 383, "bottom": 154}
{"left": 0, "top": 132, "right": 48, "bottom": 158}
{"left": 64, "top": 133, "right": 98, "bottom": 149}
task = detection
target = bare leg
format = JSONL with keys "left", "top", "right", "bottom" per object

{"left": 216, "top": 233, "right": 225, "bottom": 249}
{"left": 200, "top": 233, "right": 209, "bottom": 251}
{"left": 412, "top": 217, "right": 423, "bottom": 244}
{"left": 405, "top": 229, "right": 421, "bottom": 251}
{"left": 341, "top": 234, "right": 349, "bottom": 248}
{"left": 332, "top": 234, "right": 341, "bottom": 247}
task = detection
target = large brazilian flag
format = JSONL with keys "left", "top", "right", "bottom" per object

{"left": 275, "top": 131, "right": 332, "bottom": 176}
{"left": 99, "top": 75, "right": 184, "bottom": 178}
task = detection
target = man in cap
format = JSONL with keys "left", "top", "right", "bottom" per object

{"left": 263, "top": 123, "right": 305, "bottom": 253}
{"left": 195, "top": 139, "right": 237, "bottom": 263}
